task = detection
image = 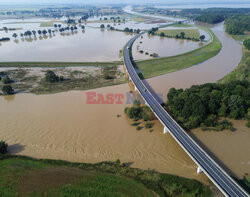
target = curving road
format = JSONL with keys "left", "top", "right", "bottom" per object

{"left": 123, "top": 32, "right": 249, "bottom": 197}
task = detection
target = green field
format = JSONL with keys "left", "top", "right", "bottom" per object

{"left": 136, "top": 28, "right": 221, "bottom": 78}
{"left": 87, "top": 19, "right": 115, "bottom": 23}
{"left": 156, "top": 29, "right": 200, "bottom": 40}
{"left": 39, "top": 22, "right": 54, "bottom": 27}
{"left": 0, "top": 154, "right": 212, "bottom": 197}
{"left": 168, "top": 23, "right": 194, "bottom": 28}
{"left": 0, "top": 61, "right": 121, "bottom": 68}
{"left": 131, "top": 17, "right": 148, "bottom": 23}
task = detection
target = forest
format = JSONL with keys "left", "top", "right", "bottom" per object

{"left": 166, "top": 81, "right": 250, "bottom": 131}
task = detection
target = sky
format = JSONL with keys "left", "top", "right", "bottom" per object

{"left": 0, "top": 0, "right": 250, "bottom": 5}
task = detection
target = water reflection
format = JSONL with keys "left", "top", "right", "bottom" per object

{"left": 3, "top": 94, "right": 15, "bottom": 102}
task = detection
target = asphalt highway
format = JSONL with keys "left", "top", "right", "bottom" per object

{"left": 123, "top": 32, "right": 249, "bottom": 197}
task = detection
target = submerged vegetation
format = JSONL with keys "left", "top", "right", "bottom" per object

{"left": 0, "top": 154, "right": 213, "bottom": 197}
{"left": 124, "top": 100, "right": 156, "bottom": 121}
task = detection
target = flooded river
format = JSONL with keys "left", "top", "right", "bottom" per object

{"left": 0, "top": 85, "right": 207, "bottom": 183}
{"left": 0, "top": 16, "right": 247, "bottom": 183}
{"left": 145, "top": 22, "right": 242, "bottom": 100}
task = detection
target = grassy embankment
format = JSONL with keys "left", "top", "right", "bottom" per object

{"left": 0, "top": 61, "right": 121, "bottom": 68}
{"left": 135, "top": 27, "right": 221, "bottom": 78}
{"left": 167, "top": 23, "right": 194, "bottom": 28}
{"left": 0, "top": 154, "right": 212, "bottom": 197}
{"left": 219, "top": 34, "right": 250, "bottom": 83}
{"left": 156, "top": 29, "right": 200, "bottom": 40}
{"left": 39, "top": 22, "right": 54, "bottom": 27}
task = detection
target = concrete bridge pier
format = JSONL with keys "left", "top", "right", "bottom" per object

{"left": 197, "top": 166, "right": 203, "bottom": 174}
{"left": 163, "top": 127, "right": 169, "bottom": 134}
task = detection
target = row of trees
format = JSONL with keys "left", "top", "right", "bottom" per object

{"left": 124, "top": 27, "right": 141, "bottom": 34}
{"left": 166, "top": 81, "right": 250, "bottom": 130}
{"left": 12, "top": 24, "right": 84, "bottom": 40}
{"left": 13, "top": 29, "right": 55, "bottom": 39}
{"left": 0, "top": 37, "right": 10, "bottom": 42}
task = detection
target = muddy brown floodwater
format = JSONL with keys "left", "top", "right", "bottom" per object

{"left": 0, "top": 85, "right": 208, "bottom": 183}
{"left": 0, "top": 21, "right": 247, "bottom": 185}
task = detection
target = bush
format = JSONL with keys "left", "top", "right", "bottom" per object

{"left": 246, "top": 121, "right": 250, "bottom": 128}
{"left": 1, "top": 75, "right": 12, "bottom": 84}
{"left": 0, "top": 140, "right": 8, "bottom": 154}
{"left": 136, "top": 126, "right": 143, "bottom": 130}
{"left": 45, "top": 70, "right": 59, "bottom": 83}
{"left": 2, "top": 85, "right": 14, "bottom": 95}
{"left": 144, "top": 122, "right": 153, "bottom": 129}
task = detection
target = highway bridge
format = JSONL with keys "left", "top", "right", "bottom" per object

{"left": 123, "top": 32, "right": 249, "bottom": 197}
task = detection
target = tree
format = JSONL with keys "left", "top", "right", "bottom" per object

{"left": 200, "top": 35, "right": 205, "bottom": 41}
{"left": 0, "top": 140, "right": 8, "bottom": 154}
{"left": 54, "top": 24, "right": 58, "bottom": 28}
{"left": 243, "top": 38, "right": 250, "bottom": 50}
{"left": 32, "top": 30, "right": 36, "bottom": 37}
{"left": 12, "top": 33, "right": 18, "bottom": 39}
{"left": 100, "top": 24, "right": 105, "bottom": 29}
{"left": 160, "top": 32, "right": 165, "bottom": 37}
{"left": 180, "top": 32, "right": 185, "bottom": 39}
{"left": 42, "top": 30, "right": 47, "bottom": 35}
{"left": 2, "top": 85, "right": 14, "bottom": 95}
{"left": 48, "top": 29, "right": 52, "bottom": 35}
{"left": 38, "top": 30, "right": 42, "bottom": 36}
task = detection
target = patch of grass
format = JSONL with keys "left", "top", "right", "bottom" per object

{"left": 0, "top": 155, "right": 213, "bottom": 197}
{"left": 136, "top": 27, "right": 221, "bottom": 78}
{"left": 219, "top": 47, "right": 250, "bottom": 83}
{"left": 231, "top": 34, "right": 250, "bottom": 42}
{"left": 131, "top": 17, "right": 147, "bottom": 23}
{"left": 87, "top": 20, "right": 115, "bottom": 23}
{"left": 156, "top": 29, "right": 200, "bottom": 40}
{"left": 0, "top": 61, "right": 121, "bottom": 68}
{"left": 35, "top": 173, "right": 154, "bottom": 197}
{"left": 0, "top": 157, "right": 49, "bottom": 196}
{"left": 168, "top": 23, "right": 194, "bottom": 28}
{"left": 39, "top": 22, "right": 54, "bottom": 27}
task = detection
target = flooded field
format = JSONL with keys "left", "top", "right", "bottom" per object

{"left": 132, "top": 33, "right": 203, "bottom": 60}
{"left": 0, "top": 22, "right": 133, "bottom": 62}
{"left": 0, "top": 85, "right": 208, "bottom": 183}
